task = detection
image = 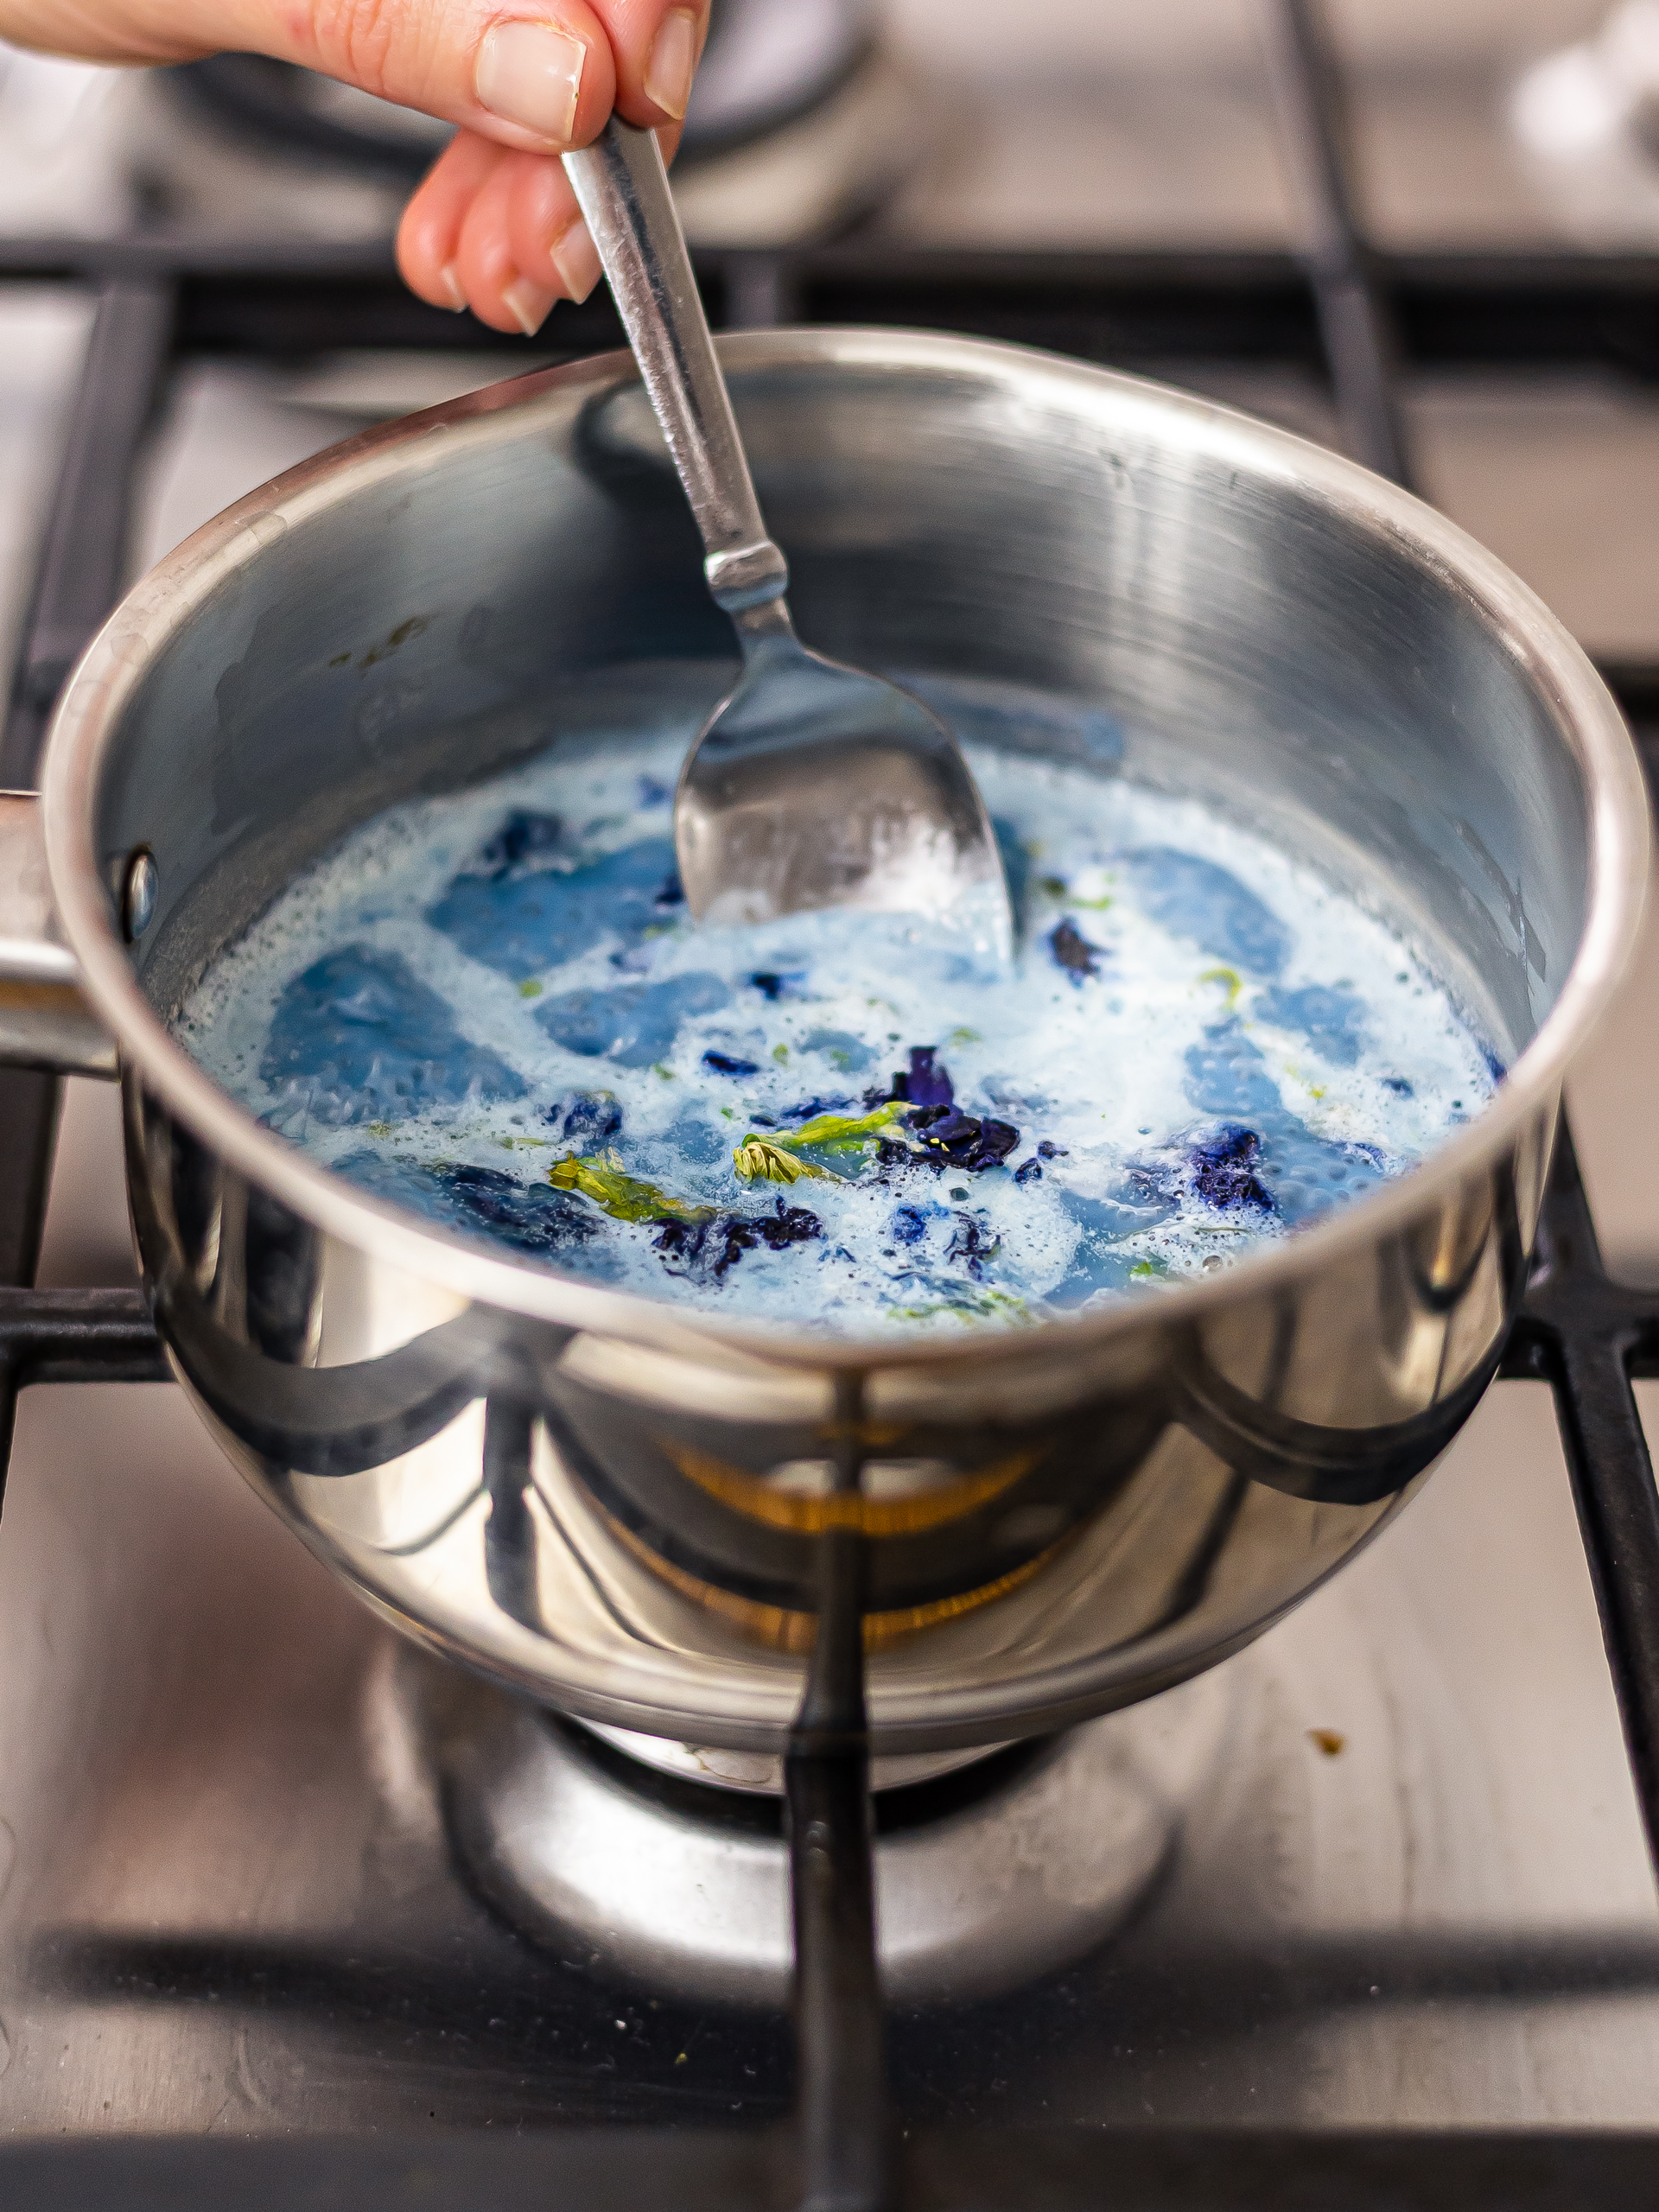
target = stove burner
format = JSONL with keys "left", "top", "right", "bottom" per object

{"left": 419, "top": 1659, "right": 1233, "bottom": 2007}
{"left": 145, "top": 0, "right": 906, "bottom": 247}
{"left": 167, "top": 0, "right": 877, "bottom": 181}
{"left": 165, "top": 54, "right": 445, "bottom": 182}
{"left": 582, "top": 1719, "right": 1008, "bottom": 1796}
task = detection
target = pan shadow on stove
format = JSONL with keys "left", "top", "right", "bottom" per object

{"left": 29, "top": 1885, "right": 1659, "bottom": 2133}
{"left": 18, "top": 1592, "right": 1659, "bottom": 2140}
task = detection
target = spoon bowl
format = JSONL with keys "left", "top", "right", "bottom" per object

{"left": 564, "top": 120, "right": 1014, "bottom": 955}
{"left": 676, "top": 608, "right": 1012, "bottom": 954}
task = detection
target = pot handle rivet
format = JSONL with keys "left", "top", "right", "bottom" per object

{"left": 122, "top": 849, "right": 158, "bottom": 944}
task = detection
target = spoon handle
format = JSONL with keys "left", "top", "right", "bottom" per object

{"left": 563, "top": 118, "right": 790, "bottom": 618}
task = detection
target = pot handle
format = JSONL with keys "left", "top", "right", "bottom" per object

{"left": 0, "top": 793, "right": 118, "bottom": 1078}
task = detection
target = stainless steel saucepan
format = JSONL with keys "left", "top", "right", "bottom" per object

{"left": 0, "top": 328, "right": 1644, "bottom": 1755}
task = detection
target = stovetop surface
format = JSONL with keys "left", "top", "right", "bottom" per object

{"left": 3, "top": 0, "right": 1659, "bottom": 2175}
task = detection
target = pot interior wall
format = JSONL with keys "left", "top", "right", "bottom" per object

{"left": 95, "top": 348, "right": 1588, "bottom": 1063}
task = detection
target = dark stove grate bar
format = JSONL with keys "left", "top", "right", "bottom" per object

{"left": 785, "top": 1509, "right": 891, "bottom": 2211}
{"left": 15, "top": 232, "right": 1659, "bottom": 373}
{"left": 0, "top": 279, "right": 175, "bottom": 784}
{"left": 0, "top": 276, "right": 177, "bottom": 1514}
{"left": 1258, "top": 0, "right": 1410, "bottom": 485}
{"left": 1502, "top": 1130, "right": 1659, "bottom": 1861}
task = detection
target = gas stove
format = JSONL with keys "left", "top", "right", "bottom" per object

{"left": 3, "top": 3, "right": 1659, "bottom": 2205}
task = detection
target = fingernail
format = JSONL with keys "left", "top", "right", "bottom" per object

{"left": 439, "top": 261, "right": 467, "bottom": 312}
{"left": 644, "top": 8, "right": 699, "bottom": 122}
{"left": 502, "top": 277, "right": 556, "bottom": 335}
{"left": 475, "top": 17, "right": 588, "bottom": 143}
{"left": 549, "top": 215, "right": 602, "bottom": 303}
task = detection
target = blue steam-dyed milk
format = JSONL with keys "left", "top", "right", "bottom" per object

{"left": 174, "top": 699, "right": 1499, "bottom": 1336}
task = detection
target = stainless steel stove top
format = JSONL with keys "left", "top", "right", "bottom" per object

{"left": 3, "top": 0, "right": 1659, "bottom": 2184}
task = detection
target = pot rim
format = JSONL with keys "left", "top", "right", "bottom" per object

{"left": 41, "top": 327, "right": 1651, "bottom": 1376}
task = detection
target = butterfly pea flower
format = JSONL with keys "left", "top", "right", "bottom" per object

{"left": 549, "top": 1091, "right": 622, "bottom": 1147}
{"left": 1187, "top": 1124, "right": 1274, "bottom": 1214}
{"left": 748, "top": 970, "right": 807, "bottom": 1001}
{"left": 909, "top": 1104, "right": 1020, "bottom": 1172}
{"left": 948, "top": 1213, "right": 1001, "bottom": 1280}
{"left": 1049, "top": 918, "right": 1103, "bottom": 982}
{"left": 657, "top": 1201, "right": 822, "bottom": 1281}
{"left": 867, "top": 1045, "right": 955, "bottom": 1109}
{"left": 477, "top": 809, "right": 565, "bottom": 879}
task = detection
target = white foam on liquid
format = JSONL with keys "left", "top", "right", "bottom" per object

{"left": 172, "top": 711, "right": 1499, "bottom": 1336}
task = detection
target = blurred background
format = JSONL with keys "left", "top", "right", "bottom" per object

{"left": 8, "top": 3, "right": 1659, "bottom": 679}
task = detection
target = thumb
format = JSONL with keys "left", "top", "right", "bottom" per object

{"left": 207, "top": 0, "right": 709, "bottom": 152}
{"left": 1, "top": 2, "right": 706, "bottom": 145}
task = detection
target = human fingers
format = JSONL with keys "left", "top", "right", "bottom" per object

{"left": 501, "top": 149, "right": 602, "bottom": 317}
{"left": 0, "top": 0, "right": 212, "bottom": 64}
{"left": 452, "top": 144, "right": 561, "bottom": 334}
{"left": 575, "top": 1, "right": 709, "bottom": 130}
{"left": 285, "top": 3, "right": 707, "bottom": 329}
{"left": 397, "top": 111, "right": 690, "bottom": 327}
{"left": 395, "top": 130, "right": 507, "bottom": 313}
{"left": 396, "top": 132, "right": 611, "bottom": 329}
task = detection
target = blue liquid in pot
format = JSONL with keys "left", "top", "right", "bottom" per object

{"left": 174, "top": 690, "right": 1499, "bottom": 1335}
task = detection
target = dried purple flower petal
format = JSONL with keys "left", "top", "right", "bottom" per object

{"left": 759, "top": 1201, "right": 822, "bottom": 1250}
{"left": 971, "top": 1118, "right": 1020, "bottom": 1167}
{"left": 1014, "top": 1158, "right": 1042, "bottom": 1185}
{"left": 655, "top": 1201, "right": 820, "bottom": 1281}
{"left": 550, "top": 1091, "right": 623, "bottom": 1147}
{"left": 747, "top": 969, "right": 808, "bottom": 1001}
{"left": 479, "top": 810, "right": 564, "bottom": 878}
{"left": 948, "top": 1213, "right": 1001, "bottom": 1280}
{"left": 1049, "top": 918, "right": 1103, "bottom": 981}
{"left": 902, "top": 1046, "right": 954, "bottom": 1107}
{"left": 875, "top": 1046, "right": 957, "bottom": 1108}
{"left": 911, "top": 1106, "right": 1020, "bottom": 1173}
{"left": 702, "top": 1049, "right": 760, "bottom": 1077}
{"left": 1190, "top": 1123, "right": 1273, "bottom": 1213}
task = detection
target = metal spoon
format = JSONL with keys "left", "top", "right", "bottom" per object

{"left": 563, "top": 120, "right": 1014, "bottom": 958}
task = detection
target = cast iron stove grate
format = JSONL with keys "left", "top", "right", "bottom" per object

{"left": 3, "top": 4, "right": 1659, "bottom": 2204}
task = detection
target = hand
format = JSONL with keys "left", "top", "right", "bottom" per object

{"left": 0, "top": 1, "right": 709, "bottom": 333}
